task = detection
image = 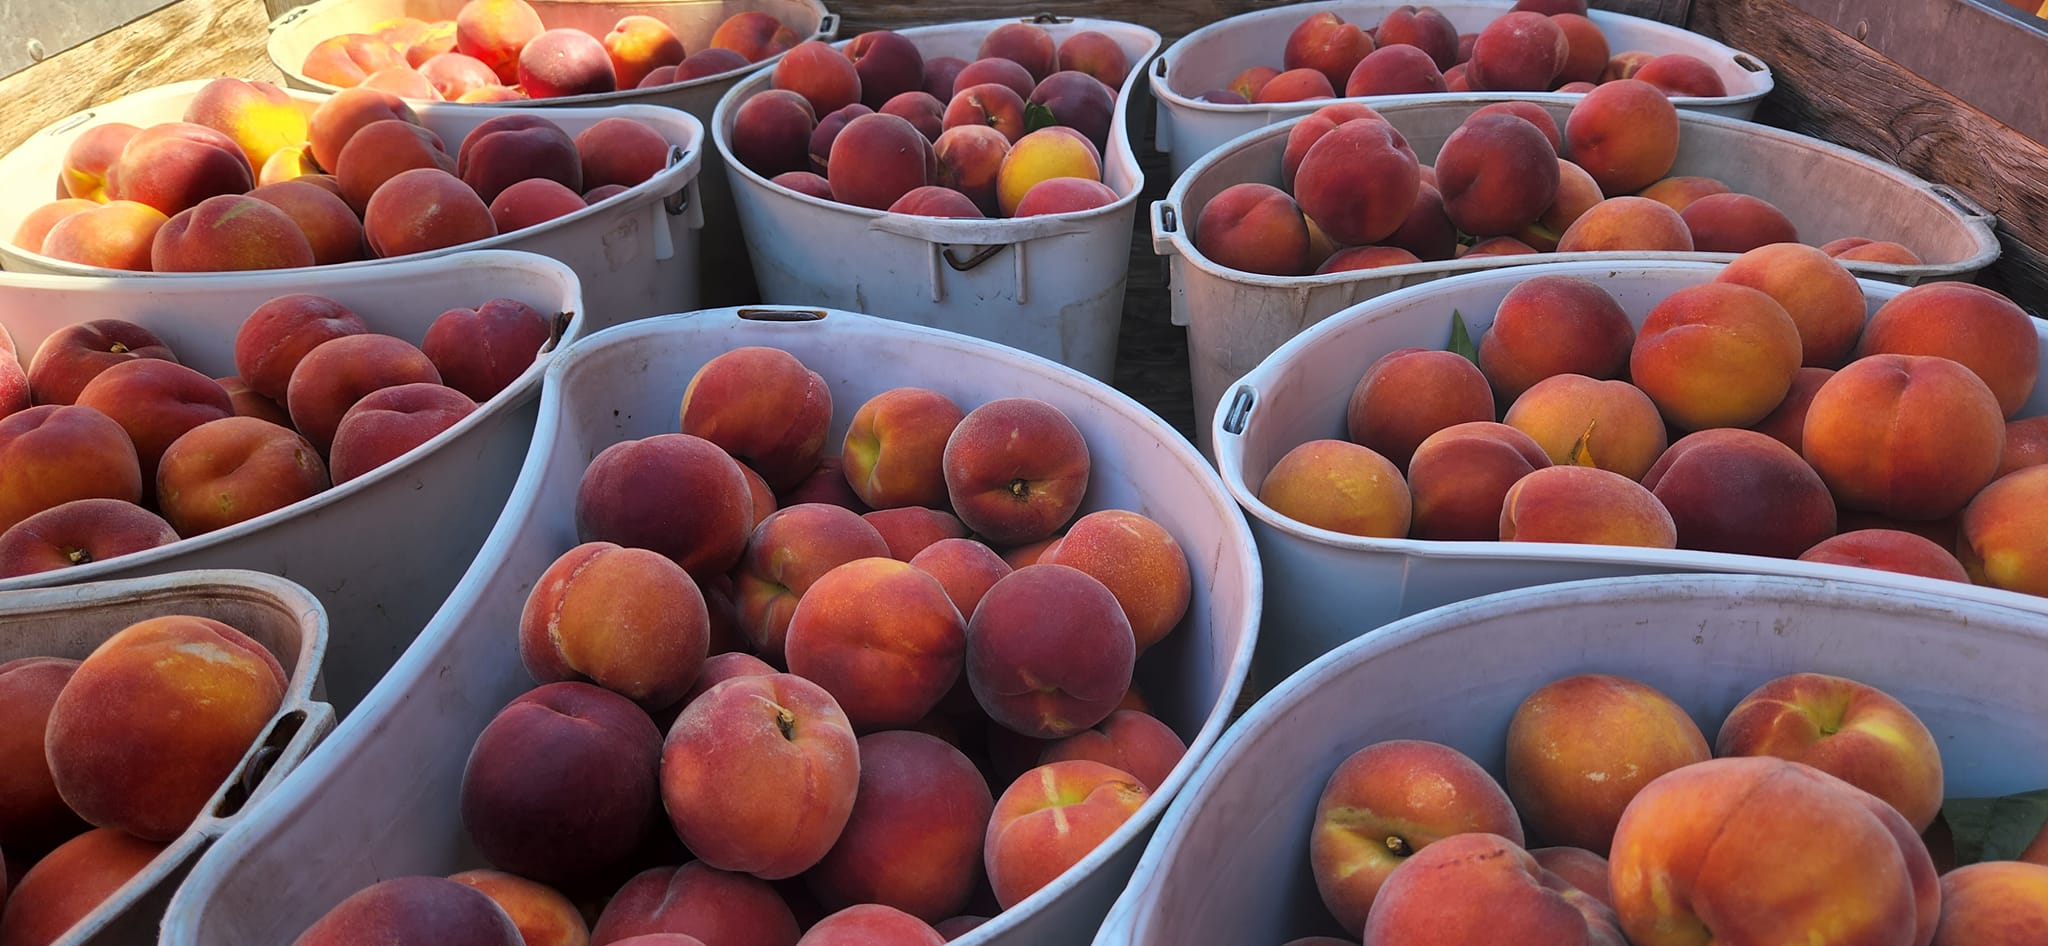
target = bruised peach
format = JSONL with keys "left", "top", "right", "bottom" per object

{"left": 984, "top": 761, "right": 1148, "bottom": 909}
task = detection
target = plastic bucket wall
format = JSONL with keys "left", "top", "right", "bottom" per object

{"left": 712, "top": 17, "right": 1163, "bottom": 381}
{"left": 1158, "top": 101, "right": 2001, "bottom": 450}
{"left": 266, "top": 0, "right": 838, "bottom": 307}
{"left": 0, "top": 249, "right": 584, "bottom": 714}
{"left": 0, "top": 80, "right": 699, "bottom": 332}
{"left": 1098, "top": 573, "right": 2048, "bottom": 944}
{"left": 1211, "top": 260, "right": 2048, "bottom": 688}
{"left": 163, "top": 306, "right": 1261, "bottom": 946}
{"left": 0, "top": 569, "right": 331, "bottom": 946}
{"left": 1148, "top": 0, "right": 1772, "bottom": 178}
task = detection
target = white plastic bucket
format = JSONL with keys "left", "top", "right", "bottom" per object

{"left": 1096, "top": 573, "right": 2048, "bottom": 945}
{"left": 1148, "top": 0, "right": 1773, "bottom": 179}
{"left": 0, "top": 249, "right": 584, "bottom": 714}
{"left": 1158, "top": 101, "right": 2002, "bottom": 450}
{"left": 712, "top": 16, "right": 1164, "bottom": 381}
{"left": 0, "top": 80, "right": 700, "bottom": 332}
{"left": 1212, "top": 260, "right": 2047, "bottom": 688}
{"left": 265, "top": 0, "right": 839, "bottom": 307}
{"left": 0, "top": 568, "right": 331, "bottom": 946}
{"left": 162, "top": 305, "right": 1262, "bottom": 946}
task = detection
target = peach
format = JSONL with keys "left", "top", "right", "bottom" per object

{"left": 1012, "top": 177, "right": 1117, "bottom": 217}
{"left": 1716, "top": 672, "right": 1944, "bottom": 832}
{"left": 0, "top": 405, "right": 143, "bottom": 533}
{"left": 1057, "top": 31, "right": 1131, "bottom": 86}
{"left": 59, "top": 122, "right": 139, "bottom": 201}
{"left": 1505, "top": 673, "right": 1711, "bottom": 855}
{"left": 105, "top": 122, "right": 254, "bottom": 216}
{"left": 660, "top": 673, "right": 860, "bottom": 879}
{"left": 1999, "top": 415, "right": 2048, "bottom": 477}
{"left": 1715, "top": 242, "right": 1867, "bottom": 367}
{"left": 680, "top": 346, "right": 832, "bottom": 491}
{"left": 1933, "top": 861, "right": 2048, "bottom": 945}
{"left": 1029, "top": 71, "right": 1116, "bottom": 152}
{"left": 979, "top": 22, "right": 1059, "bottom": 82}
{"left": 290, "top": 875, "right": 523, "bottom": 946}
{"left": 1311, "top": 739, "right": 1524, "bottom": 935}
{"left": 303, "top": 32, "right": 404, "bottom": 88}
{"left": 1826, "top": 237, "right": 1924, "bottom": 265}
{"left": 952, "top": 57, "right": 1035, "bottom": 101}
{"left": 1675, "top": 193, "right": 1796, "bottom": 254}
{"left": 1746, "top": 365, "right": 1832, "bottom": 455}
{"left": 0, "top": 657, "right": 85, "bottom": 851}
{"left": 796, "top": 905, "right": 942, "bottom": 946}
{"left": 420, "top": 52, "right": 500, "bottom": 101}
{"left": 775, "top": 40, "right": 862, "bottom": 116}
{"left": 1407, "top": 421, "right": 1553, "bottom": 540}
{"left": 890, "top": 184, "right": 990, "bottom": 217}
{"left": 1532, "top": 847, "right": 1614, "bottom": 909}
{"left": 1039, "top": 709, "right": 1185, "bottom": 793}
{"left": 772, "top": 171, "right": 833, "bottom": 199}
{"left": 519, "top": 28, "right": 618, "bottom": 98}
{"left": 74, "top": 357, "right": 234, "bottom": 485}
{"left": 1633, "top": 52, "right": 1728, "bottom": 97}
{"left": 458, "top": 113, "right": 583, "bottom": 206}
{"left": 1600, "top": 50, "right": 1653, "bottom": 82}
{"left": 807, "top": 731, "right": 994, "bottom": 920}
{"left": 181, "top": 77, "right": 307, "bottom": 172}
{"left": 683, "top": 651, "right": 777, "bottom": 705}
{"left": 1636, "top": 174, "right": 1731, "bottom": 213}
{"left": 27, "top": 319, "right": 178, "bottom": 407}
{"left": 1435, "top": 112, "right": 1561, "bottom": 237}
{"left": 907, "top": 538, "right": 1011, "bottom": 619}
{"left": 247, "top": 180, "right": 366, "bottom": 266}
{"left": 735, "top": 503, "right": 891, "bottom": 663}
{"left": 1293, "top": 118, "right": 1419, "bottom": 246}
{"left": 0, "top": 829, "right": 168, "bottom": 946}
{"left": 846, "top": 30, "right": 925, "bottom": 109}
{"left": 1799, "top": 528, "right": 1969, "bottom": 582}
{"left": 733, "top": 90, "right": 820, "bottom": 178}
{"left": 1500, "top": 464, "right": 1678, "bottom": 547}
{"left": 47, "top": 615, "right": 285, "bottom": 840}
{"left": 1464, "top": 234, "right": 1540, "bottom": 257}
{"left": 1378, "top": 5, "right": 1461, "bottom": 68}
{"left": 363, "top": 167, "right": 497, "bottom": 257}
{"left": 1959, "top": 465, "right": 2048, "bottom": 595}
{"left": 998, "top": 535, "right": 1062, "bottom": 571}
{"left": 1314, "top": 245, "right": 1420, "bottom": 273}
{"left": 449, "top": 870, "right": 588, "bottom": 946}
{"left": 216, "top": 375, "right": 292, "bottom": 425}
{"left": 577, "top": 433, "right": 754, "bottom": 578}
{"left": 456, "top": 0, "right": 545, "bottom": 84}
{"left": 967, "top": 564, "right": 1134, "bottom": 739}
{"left": 284, "top": 332, "right": 442, "bottom": 453}
{"left": 1609, "top": 756, "right": 1928, "bottom": 946}
{"left": 1192, "top": 182, "right": 1312, "bottom": 276}
{"left": 590, "top": 862, "right": 800, "bottom": 946}
{"left": 1805, "top": 354, "right": 2006, "bottom": 520}
{"left": 1630, "top": 282, "right": 1803, "bottom": 430}
{"left": 1346, "top": 348, "right": 1495, "bottom": 470}
{"left": 1038, "top": 509, "right": 1190, "bottom": 653}
{"left": 491, "top": 178, "right": 588, "bottom": 231}
{"left": 710, "top": 12, "right": 800, "bottom": 62}
{"left": 358, "top": 65, "right": 440, "bottom": 101}
{"left": 1479, "top": 274, "right": 1634, "bottom": 401}
{"left": 1383, "top": 183, "right": 1458, "bottom": 262}
{"left": 1281, "top": 105, "right": 1387, "bottom": 189}
{"left": 1362, "top": 832, "right": 1627, "bottom": 944}
{"left": 328, "top": 381, "right": 477, "bottom": 483}
{"left": 1554, "top": 194, "right": 1694, "bottom": 252}
{"left": 234, "top": 293, "right": 369, "bottom": 402}
{"left": 942, "top": 398, "right": 1090, "bottom": 546}
{"left": 810, "top": 103, "right": 874, "bottom": 175}
{"left": 1643, "top": 428, "right": 1837, "bottom": 558}
{"left": 828, "top": 113, "right": 935, "bottom": 211}
{"left": 984, "top": 760, "right": 1148, "bottom": 909}
{"left": 421, "top": 296, "right": 553, "bottom": 402}
{"left": 154, "top": 417, "right": 327, "bottom": 535}
{"left": 306, "top": 86, "right": 420, "bottom": 174}
{"left": 1258, "top": 439, "right": 1411, "bottom": 538}
{"left": 604, "top": 16, "right": 687, "bottom": 91}
{"left": 1564, "top": 79, "right": 1679, "bottom": 195}
{"left": 1255, "top": 67, "right": 1337, "bottom": 103}
{"left": 1551, "top": 12, "right": 1609, "bottom": 84}
{"left": 1284, "top": 12, "right": 1375, "bottom": 92}
{"left": 1468, "top": 100, "right": 1563, "bottom": 153}
{"left": 943, "top": 82, "right": 1026, "bottom": 146}
{"left": 1516, "top": 158, "right": 1603, "bottom": 250}
{"left": 1502, "top": 374, "right": 1668, "bottom": 481}
{"left": 10, "top": 199, "right": 95, "bottom": 254}
{"left": 1228, "top": 64, "right": 1282, "bottom": 101}
{"left": 993, "top": 126, "right": 1099, "bottom": 217}
{"left": 864, "top": 506, "right": 970, "bottom": 560}
{"left": 1857, "top": 281, "right": 2039, "bottom": 418}
{"left": 150, "top": 193, "right": 318, "bottom": 272}
{"left": 881, "top": 91, "right": 946, "bottom": 142}
{"left": 779, "top": 455, "right": 868, "bottom": 512}
{"left": 1468, "top": 11, "right": 1568, "bottom": 91}
{"left": 0, "top": 499, "right": 178, "bottom": 578}
{"left": 918, "top": 56, "right": 966, "bottom": 101}
{"left": 37, "top": 199, "right": 168, "bottom": 271}
{"left": 840, "top": 387, "right": 964, "bottom": 510}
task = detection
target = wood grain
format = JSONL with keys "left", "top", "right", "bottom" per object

{"left": 1690, "top": 0, "right": 2048, "bottom": 315}
{"left": 0, "top": 0, "right": 281, "bottom": 154}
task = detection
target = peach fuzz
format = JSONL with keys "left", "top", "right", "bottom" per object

{"left": 589, "top": 862, "right": 799, "bottom": 946}
{"left": 1258, "top": 439, "right": 1411, "bottom": 538}
{"left": 1192, "top": 183, "right": 1312, "bottom": 277}
{"left": 0, "top": 405, "right": 143, "bottom": 534}
{"left": 1039, "top": 709, "right": 1186, "bottom": 793}
{"left": 985, "top": 760, "right": 1149, "bottom": 909}
{"left": 1500, "top": 465, "right": 1677, "bottom": 548}
{"left": 1715, "top": 243, "right": 1867, "bottom": 367}
{"left": 604, "top": 16, "right": 687, "bottom": 91}
{"left": 1563, "top": 79, "right": 1679, "bottom": 196}
{"left": 105, "top": 123, "right": 253, "bottom": 218}
{"left": 1038, "top": 509, "right": 1191, "bottom": 654}
{"left": 455, "top": 0, "right": 545, "bottom": 84}
{"left": 1407, "top": 421, "right": 1552, "bottom": 541}
{"left": 1292, "top": 118, "right": 1420, "bottom": 247}
{"left": 60, "top": 122, "right": 138, "bottom": 201}
{"left": 449, "top": 870, "right": 589, "bottom": 946}
{"left": 155, "top": 416, "right": 328, "bottom": 536}
{"left": 967, "top": 564, "right": 1133, "bottom": 739}
{"left": 942, "top": 397, "right": 1089, "bottom": 547}
{"left": 284, "top": 332, "right": 441, "bottom": 453}
{"left": 1804, "top": 354, "right": 2006, "bottom": 521}
{"left": 1554, "top": 195, "right": 1693, "bottom": 252}
{"left": 661, "top": 673, "right": 860, "bottom": 879}
{"left": 1680, "top": 193, "right": 1798, "bottom": 254}
{"left": 710, "top": 12, "right": 800, "bottom": 62}
{"left": 1468, "top": 11, "right": 1568, "bottom": 91}
{"left": 1361, "top": 832, "right": 1627, "bottom": 945}
{"left": 1960, "top": 465, "right": 2048, "bottom": 596}
{"left": 1311, "top": 739, "right": 1524, "bottom": 936}
{"left": 1635, "top": 174, "right": 1730, "bottom": 213}
{"left": 1502, "top": 373, "right": 1667, "bottom": 481}
{"left": 234, "top": 294, "right": 369, "bottom": 403}
{"left": 150, "top": 193, "right": 317, "bottom": 273}
{"left": 807, "top": 731, "right": 994, "bottom": 921}
{"left": 457, "top": 114, "right": 582, "bottom": 207}
{"left": 576, "top": 432, "right": 755, "bottom": 579}
{"left": 248, "top": 180, "right": 366, "bottom": 266}
{"left": 840, "top": 387, "right": 963, "bottom": 511}
{"left": 46, "top": 615, "right": 285, "bottom": 841}
{"left": 784, "top": 557, "right": 966, "bottom": 730}
{"left": 796, "top": 905, "right": 942, "bottom": 946}
{"left": 993, "top": 127, "right": 1099, "bottom": 218}
{"left": 74, "top": 357, "right": 233, "bottom": 485}
{"left": 363, "top": 167, "right": 497, "bottom": 258}
{"left": 980, "top": 22, "right": 1060, "bottom": 83}
{"left": 1479, "top": 274, "right": 1634, "bottom": 402}
{"left": 1933, "top": 861, "right": 2048, "bottom": 945}
{"left": 0, "top": 828, "right": 168, "bottom": 946}
{"left": 0, "top": 499, "right": 178, "bottom": 578}
{"left": 11, "top": 199, "right": 96, "bottom": 254}
{"left": 732, "top": 90, "right": 820, "bottom": 179}
{"left": 1347, "top": 347, "right": 1495, "bottom": 471}
{"left": 864, "top": 506, "right": 969, "bottom": 561}
{"left": 37, "top": 200, "right": 169, "bottom": 271}
{"left": 520, "top": 542, "right": 708, "bottom": 711}
{"left": 1643, "top": 428, "right": 1837, "bottom": 558}
{"left": 289, "top": 875, "right": 523, "bottom": 946}
{"left": 1857, "top": 281, "right": 2040, "bottom": 418}
{"left": 680, "top": 346, "right": 832, "bottom": 492}
{"left": 0, "top": 657, "right": 85, "bottom": 851}
{"left": 1630, "top": 282, "right": 1802, "bottom": 430}
{"left": 1608, "top": 756, "right": 1926, "bottom": 946}
{"left": 1504, "top": 673, "right": 1710, "bottom": 854}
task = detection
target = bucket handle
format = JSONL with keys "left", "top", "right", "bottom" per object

{"left": 1151, "top": 59, "right": 1176, "bottom": 153}
{"left": 1151, "top": 201, "right": 1181, "bottom": 257}
{"left": 737, "top": 307, "right": 829, "bottom": 322}
{"left": 45, "top": 109, "right": 96, "bottom": 137}
{"left": 814, "top": 13, "right": 841, "bottom": 40}
{"left": 269, "top": 4, "right": 313, "bottom": 31}
{"left": 1219, "top": 385, "right": 1255, "bottom": 437}
{"left": 1732, "top": 53, "right": 1766, "bottom": 73}
{"left": 208, "top": 700, "right": 337, "bottom": 826}
{"left": 1928, "top": 183, "right": 1994, "bottom": 222}
{"left": 943, "top": 245, "right": 1006, "bottom": 271}
{"left": 1026, "top": 13, "right": 1074, "bottom": 24}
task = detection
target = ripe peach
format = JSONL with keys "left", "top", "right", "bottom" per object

{"left": 215, "top": 375, "right": 291, "bottom": 426}
{"left": 1633, "top": 52, "right": 1728, "bottom": 97}
{"left": 779, "top": 455, "right": 868, "bottom": 512}
{"left": 1600, "top": 49, "right": 1654, "bottom": 82}
{"left": 846, "top": 30, "right": 925, "bottom": 109}
{"left": 1284, "top": 12, "right": 1375, "bottom": 92}
{"left": 290, "top": 875, "right": 523, "bottom": 946}
{"left": 306, "top": 86, "right": 420, "bottom": 174}
{"left": 1012, "top": 177, "right": 1117, "bottom": 217}
{"left": 1502, "top": 374, "right": 1667, "bottom": 481}
{"left": 519, "top": 540, "right": 709, "bottom": 712}
{"left": 1933, "top": 861, "right": 2048, "bottom": 945}
{"left": 1362, "top": 832, "right": 1628, "bottom": 944}
{"left": 27, "top": 319, "right": 178, "bottom": 407}
{"left": 1293, "top": 118, "right": 1420, "bottom": 246}
{"left": 934, "top": 118, "right": 1012, "bottom": 218}
{"left": 1551, "top": 13, "right": 1609, "bottom": 84}
{"left": 1193, "top": 182, "right": 1312, "bottom": 277}
{"left": 1716, "top": 672, "right": 1944, "bottom": 835}
{"left": 37, "top": 199, "right": 169, "bottom": 271}
{"left": 1468, "top": 11, "right": 1568, "bottom": 91}
{"left": 604, "top": 16, "right": 687, "bottom": 91}
{"left": 1030, "top": 71, "right": 1115, "bottom": 152}
{"left": 1227, "top": 64, "right": 1281, "bottom": 101}
{"left": 807, "top": 731, "right": 994, "bottom": 920}
{"left": 1255, "top": 67, "right": 1336, "bottom": 103}
{"left": 1505, "top": 673, "right": 1711, "bottom": 854}
{"left": 968, "top": 564, "right": 1133, "bottom": 739}
{"left": 710, "top": 12, "right": 799, "bottom": 62}
{"left": 1643, "top": 428, "right": 1837, "bottom": 558}
{"left": 784, "top": 557, "right": 965, "bottom": 729}
{"left": 106, "top": 122, "right": 254, "bottom": 217}
{"left": 1804, "top": 353, "right": 2006, "bottom": 520}
{"left": 1479, "top": 275, "right": 1634, "bottom": 401}
{"left": 181, "top": 77, "right": 307, "bottom": 173}
{"left": 1345, "top": 41, "right": 1445, "bottom": 95}
{"left": 1800, "top": 528, "right": 1969, "bottom": 582}
{"left": 1960, "top": 465, "right": 2048, "bottom": 595}
{"left": 457, "top": 113, "right": 582, "bottom": 206}
{"left": 448, "top": 870, "right": 588, "bottom": 946}
{"left": 1857, "top": 281, "right": 2039, "bottom": 418}
{"left": 358, "top": 65, "right": 440, "bottom": 101}
{"left": 864, "top": 506, "right": 969, "bottom": 560}
{"left": 1826, "top": 237, "right": 1924, "bottom": 265}
{"left": 1531, "top": 847, "right": 1614, "bottom": 909}
{"left": 10, "top": 199, "right": 95, "bottom": 254}
{"left": 1563, "top": 79, "right": 1679, "bottom": 195}
{"left": 257, "top": 150, "right": 322, "bottom": 188}
{"left": 1436, "top": 112, "right": 1560, "bottom": 237}
{"left": 1057, "top": 30, "right": 1131, "bottom": 86}
{"left": 456, "top": 0, "right": 546, "bottom": 85}
{"left": 1500, "top": 465, "right": 1678, "bottom": 547}
{"left": 942, "top": 398, "right": 1089, "bottom": 546}
{"left": 576, "top": 433, "right": 755, "bottom": 579}
{"left": 880, "top": 91, "right": 946, "bottom": 142}
{"left": 284, "top": 332, "right": 442, "bottom": 453}
{"left": 1630, "top": 282, "right": 1803, "bottom": 430}
{"left": 1314, "top": 245, "right": 1420, "bottom": 273}
{"left": 490, "top": 178, "right": 587, "bottom": 231}
{"left": 0, "top": 828, "right": 168, "bottom": 946}
{"left": 154, "top": 416, "right": 327, "bottom": 535}
{"left": 1346, "top": 348, "right": 1495, "bottom": 471}
{"left": 797, "top": 905, "right": 942, "bottom": 946}
{"left": 1258, "top": 439, "right": 1411, "bottom": 538}
{"left": 1516, "top": 158, "right": 1603, "bottom": 250}
{"left": 952, "top": 58, "right": 1035, "bottom": 102}
{"left": 247, "top": 180, "right": 366, "bottom": 266}
{"left": 810, "top": 103, "right": 874, "bottom": 175}
{"left": 74, "top": 357, "right": 233, "bottom": 489}
{"left": 303, "top": 32, "right": 401, "bottom": 87}
{"left": 992, "top": 126, "right": 1099, "bottom": 217}
{"left": 680, "top": 346, "right": 832, "bottom": 492}
{"left": 1377, "top": 5, "right": 1460, "bottom": 68}
{"left": 59, "top": 122, "right": 139, "bottom": 201}
{"left": 421, "top": 297, "right": 552, "bottom": 402}
{"left": 1554, "top": 194, "right": 1694, "bottom": 252}
{"left": 1407, "top": 421, "right": 1552, "bottom": 540}
{"left": 1283, "top": 105, "right": 1387, "bottom": 190}
{"left": 775, "top": 40, "right": 862, "bottom": 116}
{"left": 828, "top": 113, "right": 935, "bottom": 211}
{"left": 1039, "top": 709, "right": 1185, "bottom": 793}
{"left": 1038, "top": 509, "right": 1190, "bottom": 654}
{"left": 907, "top": 538, "right": 1010, "bottom": 619}
{"left": 733, "top": 90, "right": 820, "bottom": 179}
{"left": 150, "top": 193, "right": 318, "bottom": 272}
{"left": 1635, "top": 174, "right": 1731, "bottom": 213}
{"left": 0, "top": 657, "right": 86, "bottom": 851}
{"left": 984, "top": 760, "right": 1148, "bottom": 909}
{"left": 772, "top": 171, "right": 833, "bottom": 200}
{"left": 1715, "top": 243, "right": 1867, "bottom": 368}
{"left": 840, "top": 387, "right": 963, "bottom": 510}
{"left": 1675, "top": 192, "right": 1797, "bottom": 253}
{"left": 0, "top": 405, "right": 143, "bottom": 533}
{"left": 0, "top": 499, "right": 178, "bottom": 578}
{"left": 234, "top": 294, "right": 369, "bottom": 402}
{"left": 1465, "top": 235, "right": 1541, "bottom": 257}
{"left": 590, "top": 862, "right": 800, "bottom": 946}
{"left": 420, "top": 52, "right": 500, "bottom": 101}
{"left": 979, "top": 22, "right": 1059, "bottom": 83}
{"left": 363, "top": 167, "right": 497, "bottom": 258}
{"left": 1999, "top": 416, "right": 2048, "bottom": 478}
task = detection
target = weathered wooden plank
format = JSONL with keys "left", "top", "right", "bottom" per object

{"left": 0, "top": 0, "right": 281, "bottom": 154}
{"left": 834, "top": 0, "right": 1691, "bottom": 39}
{"left": 1690, "top": 0, "right": 2048, "bottom": 315}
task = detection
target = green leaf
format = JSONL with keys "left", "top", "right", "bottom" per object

{"left": 1447, "top": 309, "right": 1480, "bottom": 365}
{"left": 1944, "top": 788, "right": 2048, "bottom": 866}
{"left": 1023, "top": 101, "right": 1058, "bottom": 133}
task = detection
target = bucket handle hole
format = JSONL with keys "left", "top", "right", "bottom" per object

{"left": 943, "top": 244, "right": 1006, "bottom": 271}
{"left": 1028, "top": 13, "right": 1073, "bottom": 24}
{"left": 213, "top": 709, "right": 309, "bottom": 819}
{"left": 1734, "top": 53, "right": 1765, "bottom": 72}
{"left": 1222, "top": 387, "right": 1255, "bottom": 436}
{"left": 738, "top": 308, "right": 829, "bottom": 322}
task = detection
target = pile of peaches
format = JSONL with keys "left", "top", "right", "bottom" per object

{"left": 1290, "top": 669, "right": 2044, "bottom": 944}
{"left": 1254, "top": 245, "right": 2048, "bottom": 600}
{"left": 288, "top": 345, "right": 1197, "bottom": 944}
{"left": 301, "top": 0, "right": 801, "bottom": 101}
{"left": 11, "top": 76, "right": 672, "bottom": 273}
{"left": 1202, "top": 0, "right": 1729, "bottom": 104}
{"left": 1196, "top": 82, "right": 1917, "bottom": 277}
{"left": 729, "top": 23, "right": 1132, "bottom": 218}
{"left": 0, "top": 292, "right": 551, "bottom": 578}
{"left": 0, "top": 614, "right": 288, "bottom": 943}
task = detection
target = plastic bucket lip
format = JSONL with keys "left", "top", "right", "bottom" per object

{"left": 265, "top": 0, "right": 840, "bottom": 104}
{"left": 0, "top": 80, "right": 704, "bottom": 278}
{"left": 710, "top": 15, "right": 1163, "bottom": 237}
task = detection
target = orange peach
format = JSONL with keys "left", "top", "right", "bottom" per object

{"left": 979, "top": 22, "right": 1060, "bottom": 83}
{"left": 1563, "top": 79, "right": 1679, "bottom": 195}
{"left": 1502, "top": 374, "right": 1668, "bottom": 481}
{"left": 841, "top": 387, "right": 963, "bottom": 510}
{"left": 36, "top": 199, "right": 168, "bottom": 271}
{"left": 150, "top": 193, "right": 317, "bottom": 272}
{"left": 1554, "top": 194, "right": 1694, "bottom": 252}
{"left": 967, "top": 564, "right": 1133, "bottom": 739}
{"left": 589, "top": 862, "right": 800, "bottom": 946}
{"left": 10, "top": 199, "right": 96, "bottom": 254}
{"left": 1999, "top": 415, "right": 2048, "bottom": 478}
{"left": 1629, "top": 282, "right": 1802, "bottom": 430}
{"left": 1552, "top": 13, "right": 1610, "bottom": 84}
{"left": 1467, "top": 11, "right": 1568, "bottom": 91}
{"left": 1643, "top": 427, "right": 1837, "bottom": 558}
{"left": 519, "top": 540, "right": 708, "bottom": 711}
{"left": 247, "top": 180, "right": 366, "bottom": 266}
{"left": 1292, "top": 118, "right": 1420, "bottom": 246}
{"left": 1407, "top": 421, "right": 1553, "bottom": 540}
{"left": 302, "top": 32, "right": 404, "bottom": 88}
{"left": 1716, "top": 672, "right": 1944, "bottom": 832}
{"left": 455, "top": 0, "right": 545, "bottom": 84}
{"left": 1799, "top": 528, "right": 1969, "bottom": 583}
{"left": 681, "top": 347, "right": 832, "bottom": 492}
{"left": 576, "top": 116, "right": 672, "bottom": 191}
{"left": 1531, "top": 847, "right": 1614, "bottom": 909}
{"left": 1039, "top": 709, "right": 1185, "bottom": 793}
{"left": 605, "top": 15, "right": 687, "bottom": 91}
{"left": 775, "top": 40, "right": 862, "bottom": 116}
{"left": 306, "top": 86, "right": 420, "bottom": 174}
{"left": 576, "top": 432, "right": 755, "bottom": 579}
{"left": 0, "top": 828, "right": 168, "bottom": 946}
{"left": 1857, "top": 281, "right": 2039, "bottom": 418}
{"left": 420, "top": 52, "right": 500, "bottom": 101}
{"left": 784, "top": 557, "right": 965, "bottom": 729}
{"left": 155, "top": 416, "right": 328, "bottom": 535}
{"left": 491, "top": 178, "right": 588, "bottom": 231}
{"left": 182, "top": 78, "right": 310, "bottom": 171}
{"left": 363, "top": 167, "right": 496, "bottom": 258}
{"left": 933, "top": 123, "right": 1009, "bottom": 216}
{"left": 1715, "top": 243, "right": 1866, "bottom": 367}
{"left": 1826, "top": 237, "right": 1924, "bottom": 265}
{"left": 449, "top": 870, "right": 589, "bottom": 946}
{"left": 59, "top": 122, "right": 139, "bottom": 201}
{"left": 1194, "top": 182, "right": 1312, "bottom": 276}
{"left": 864, "top": 506, "right": 969, "bottom": 560}
{"left": 1057, "top": 30, "right": 1131, "bottom": 87}
{"left": 1228, "top": 64, "right": 1282, "bottom": 101}
{"left": 1361, "top": 832, "right": 1627, "bottom": 944}
{"left": 1505, "top": 673, "right": 1711, "bottom": 854}
{"left": 1679, "top": 192, "right": 1797, "bottom": 253}
{"left": 27, "top": 318, "right": 178, "bottom": 407}
{"left": 0, "top": 406, "right": 143, "bottom": 533}
{"left": 1346, "top": 347, "right": 1495, "bottom": 470}
{"left": 292, "top": 875, "right": 523, "bottom": 946}
{"left": 1037, "top": 509, "right": 1190, "bottom": 654}
{"left": 233, "top": 293, "right": 369, "bottom": 402}
{"left": 1635, "top": 174, "right": 1731, "bottom": 213}
{"left": 829, "top": 112, "right": 935, "bottom": 211}
{"left": 807, "top": 730, "right": 994, "bottom": 920}
{"left": 284, "top": 332, "right": 442, "bottom": 453}
{"left": 1258, "top": 439, "right": 1411, "bottom": 538}
{"left": 710, "top": 12, "right": 800, "bottom": 62}
{"left": 1959, "top": 464, "right": 2048, "bottom": 595}
{"left": 1932, "top": 861, "right": 2048, "bottom": 945}
{"left": 1343, "top": 43, "right": 1445, "bottom": 95}
{"left": 907, "top": 538, "right": 1010, "bottom": 619}
{"left": 993, "top": 126, "right": 1099, "bottom": 218}
{"left": 0, "top": 499, "right": 179, "bottom": 579}
{"left": 984, "top": 760, "right": 1148, "bottom": 909}
{"left": 1632, "top": 52, "right": 1728, "bottom": 97}
{"left": 1803, "top": 353, "right": 2006, "bottom": 520}
{"left": 1500, "top": 465, "right": 1678, "bottom": 547}
{"left": 0, "top": 657, "right": 85, "bottom": 852}
{"left": 1479, "top": 274, "right": 1634, "bottom": 401}
{"left": 74, "top": 357, "right": 234, "bottom": 486}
